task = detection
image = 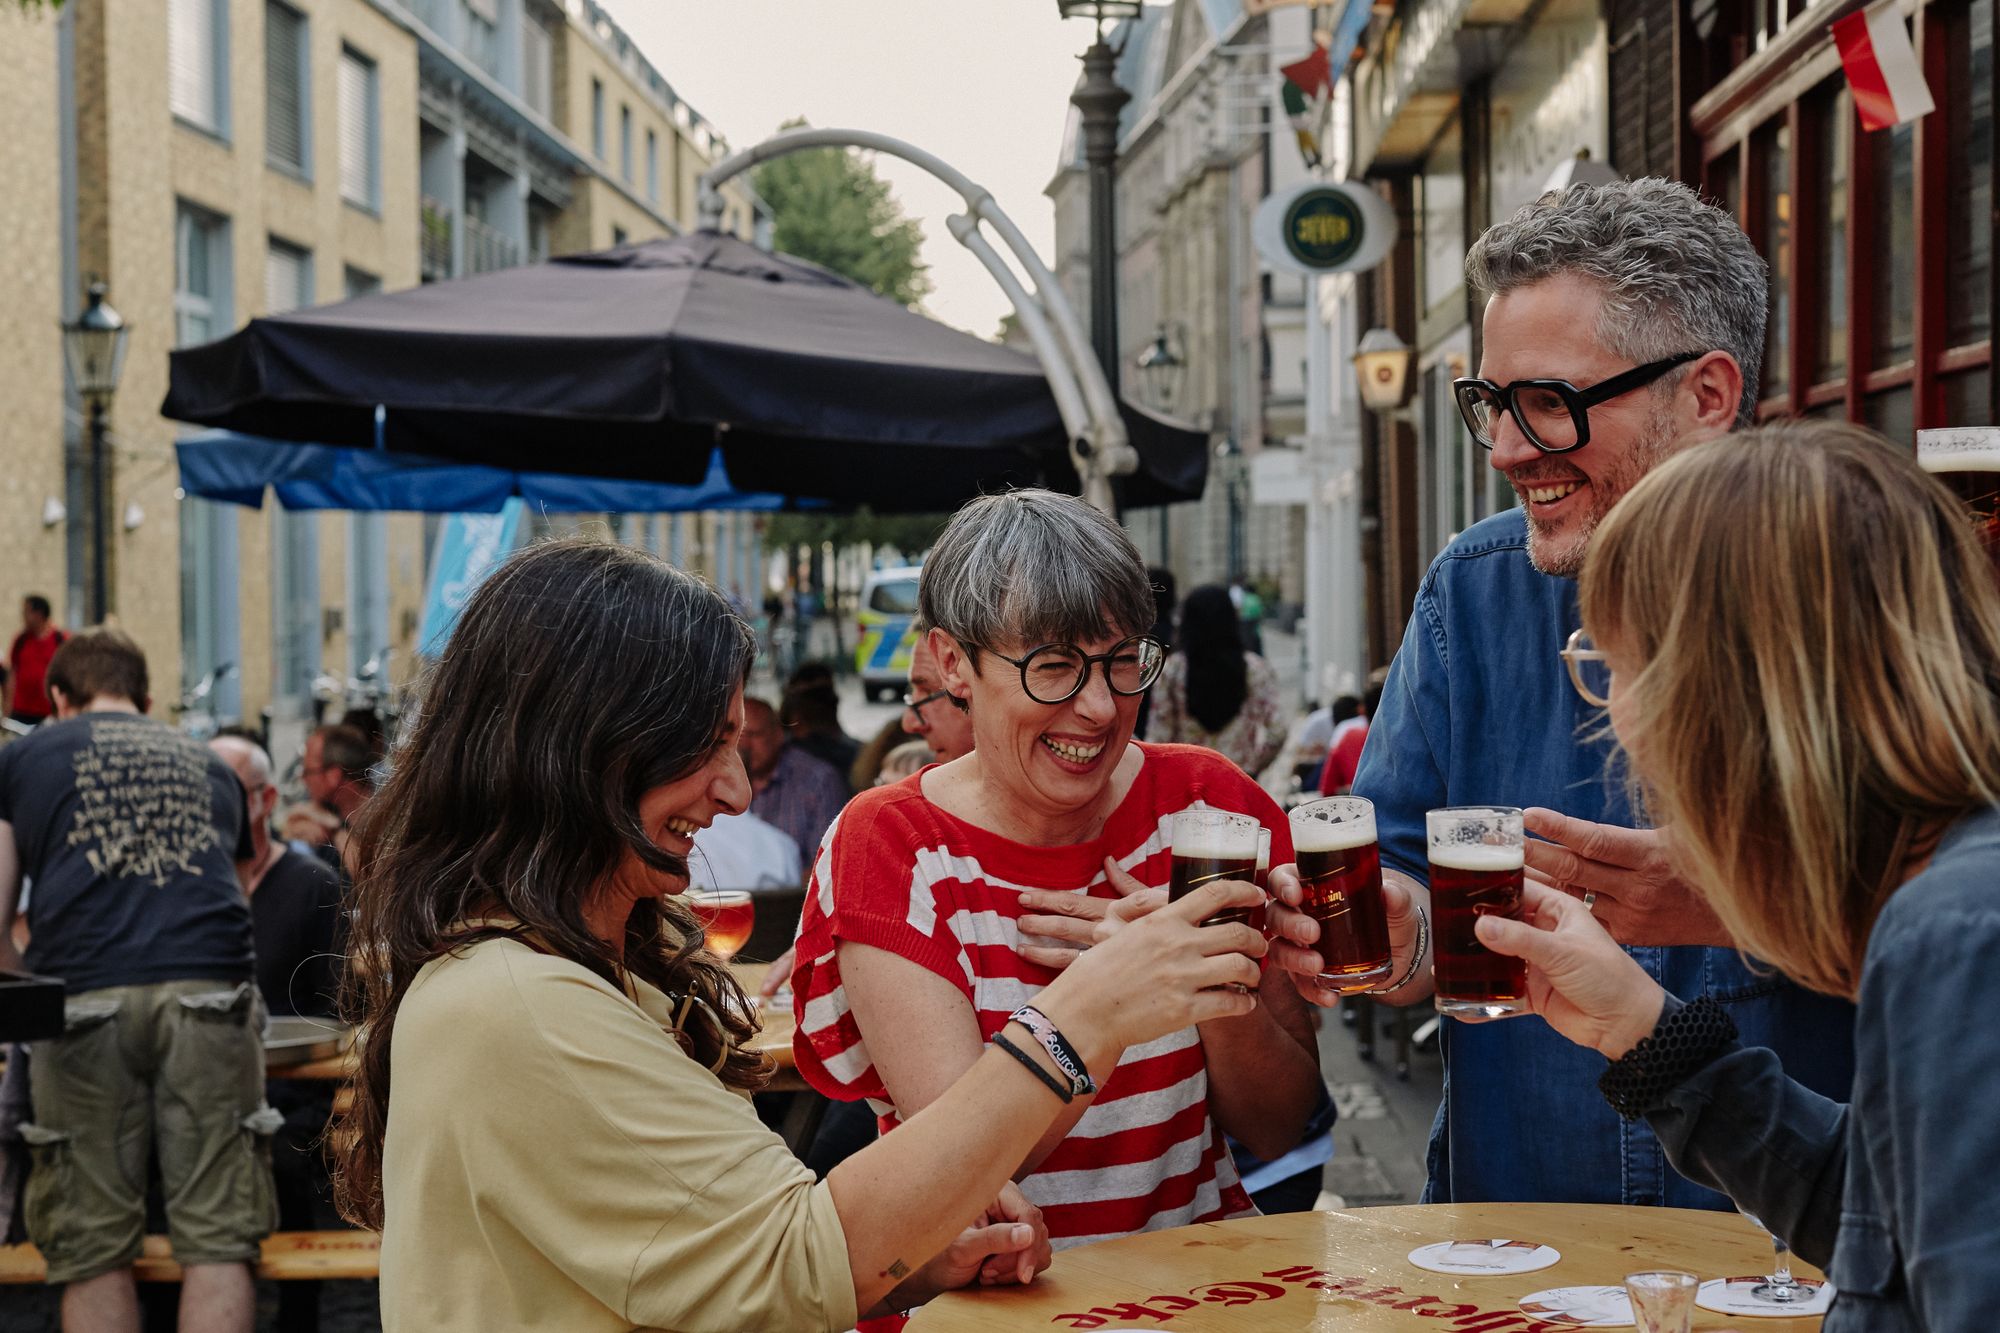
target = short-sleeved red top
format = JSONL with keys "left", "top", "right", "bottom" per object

{"left": 793, "top": 742, "right": 1292, "bottom": 1249}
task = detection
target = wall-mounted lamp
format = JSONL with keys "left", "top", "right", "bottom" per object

{"left": 41, "top": 497, "right": 66, "bottom": 528}
{"left": 122, "top": 503, "right": 144, "bottom": 532}
{"left": 1134, "top": 324, "right": 1186, "bottom": 414}
{"left": 1353, "top": 327, "right": 1416, "bottom": 415}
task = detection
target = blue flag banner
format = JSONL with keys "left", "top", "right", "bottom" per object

{"left": 418, "top": 499, "right": 526, "bottom": 658}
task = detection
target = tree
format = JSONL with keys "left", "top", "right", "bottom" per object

{"left": 753, "top": 119, "right": 932, "bottom": 308}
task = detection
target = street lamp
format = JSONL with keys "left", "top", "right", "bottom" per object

{"left": 1134, "top": 323, "right": 1184, "bottom": 413}
{"left": 1352, "top": 326, "right": 1415, "bottom": 415}
{"left": 61, "top": 281, "right": 131, "bottom": 624}
{"left": 1059, "top": 1, "right": 1137, "bottom": 392}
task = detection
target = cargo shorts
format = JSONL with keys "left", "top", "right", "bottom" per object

{"left": 22, "top": 979, "right": 280, "bottom": 1285}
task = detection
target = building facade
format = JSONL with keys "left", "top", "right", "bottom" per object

{"left": 1051, "top": 0, "right": 1314, "bottom": 612}
{"left": 0, "top": 0, "right": 769, "bottom": 766}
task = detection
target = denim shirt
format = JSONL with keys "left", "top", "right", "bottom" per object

{"left": 1646, "top": 806, "right": 2000, "bottom": 1330}
{"left": 1351, "top": 508, "right": 1857, "bottom": 1207}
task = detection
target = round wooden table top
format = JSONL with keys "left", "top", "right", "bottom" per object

{"left": 908, "top": 1203, "right": 1827, "bottom": 1331}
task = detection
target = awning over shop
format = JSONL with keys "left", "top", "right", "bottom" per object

{"left": 174, "top": 431, "right": 818, "bottom": 514}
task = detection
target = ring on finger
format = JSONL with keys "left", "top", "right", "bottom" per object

{"left": 1581, "top": 891, "right": 1598, "bottom": 912}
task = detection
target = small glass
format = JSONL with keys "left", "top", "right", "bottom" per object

{"left": 1290, "top": 797, "right": 1393, "bottom": 993}
{"left": 1742, "top": 1212, "right": 1813, "bottom": 1303}
{"left": 1427, "top": 806, "right": 1527, "bottom": 1018}
{"left": 1167, "top": 809, "right": 1261, "bottom": 927}
{"left": 687, "top": 889, "right": 755, "bottom": 962}
{"left": 1624, "top": 1271, "right": 1697, "bottom": 1333}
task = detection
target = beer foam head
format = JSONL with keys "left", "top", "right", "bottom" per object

{"left": 1171, "top": 809, "right": 1260, "bottom": 858}
{"left": 1427, "top": 842, "right": 1525, "bottom": 872}
{"left": 1291, "top": 812, "right": 1378, "bottom": 853}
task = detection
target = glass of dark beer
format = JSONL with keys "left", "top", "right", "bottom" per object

{"left": 1427, "top": 806, "right": 1527, "bottom": 1017}
{"left": 1168, "top": 809, "right": 1262, "bottom": 927}
{"left": 1289, "top": 797, "right": 1393, "bottom": 993}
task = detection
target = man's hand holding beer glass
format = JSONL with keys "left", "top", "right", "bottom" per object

{"left": 1267, "top": 866, "right": 1429, "bottom": 1006}
{"left": 1521, "top": 808, "right": 1730, "bottom": 947}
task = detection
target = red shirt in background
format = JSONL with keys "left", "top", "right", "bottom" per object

{"left": 7, "top": 628, "right": 65, "bottom": 722}
{"left": 1319, "top": 718, "right": 1370, "bottom": 795}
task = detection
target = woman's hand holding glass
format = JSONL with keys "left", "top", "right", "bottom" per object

{"left": 1469, "top": 880, "right": 1668, "bottom": 1058}
{"left": 1027, "top": 874, "right": 1268, "bottom": 1061}
{"left": 1016, "top": 856, "right": 1167, "bottom": 970}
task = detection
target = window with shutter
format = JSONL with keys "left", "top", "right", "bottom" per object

{"left": 170, "top": 0, "right": 221, "bottom": 132}
{"left": 522, "top": 20, "right": 553, "bottom": 117}
{"left": 339, "top": 49, "right": 378, "bottom": 209}
{"left": 592, "top": 79, "right": 606, "bottom": 158}
{"left": 266, "top": 238, "right": 312, "bottom": 315}
{"left": 265, "top": 1, "right": 307, "bottom": 174}
{"left": 647, "top": 129, "right": 659, "bottom": 203}
{"left": 621, "top": 105, "right": 633, "bottom": 181}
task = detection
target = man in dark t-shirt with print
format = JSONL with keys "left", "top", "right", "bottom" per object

{"left": 0, "top": 629, "right": 269, "bottom": 1332}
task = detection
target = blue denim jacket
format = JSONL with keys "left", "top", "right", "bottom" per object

{"left": 1648, "top": 805, "right": 2000, "bottom": 1329}
{"left": 1352, "top": 509, "right": 1857, "bottom": 1207}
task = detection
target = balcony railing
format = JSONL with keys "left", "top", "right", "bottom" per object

{"left": 464, "top": 213, "right": 521, "bottom": 275}
{"left": 420, "top": 197, "right": 453, "bottom": 282}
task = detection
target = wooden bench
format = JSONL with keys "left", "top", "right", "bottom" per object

{"left": 0, "top": 1231, "right": 380, "bottom": 1283}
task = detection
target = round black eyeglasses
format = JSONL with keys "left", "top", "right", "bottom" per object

{"left": 1453, "top": 352, "right": 1706, "bottom": 454}
{"left": 978, "top": 635, "right": 1167, "bottom": 706}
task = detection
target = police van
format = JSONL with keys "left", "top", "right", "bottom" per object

{"left": 855, "top": 566, "right": 922, "bottom": 703}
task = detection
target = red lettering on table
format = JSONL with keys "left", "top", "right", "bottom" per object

{"left": 1188, "top": 1280, "right": 1287, "bottom": 1305}
{"left": 1395, "top": 1296, "right": 1479, "bottom": 1317}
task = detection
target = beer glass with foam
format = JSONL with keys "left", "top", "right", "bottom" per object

{"left": 1289, "top": 797, "right": 1393, "bottom": 993}
{"left": 1168, "top": 809, "right": 1262, "bottom": 927}
{"left": 1426, "top": 806, "right": 1527, "bottom": 1017}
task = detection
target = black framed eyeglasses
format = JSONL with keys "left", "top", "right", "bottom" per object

{"left": 901, "top": 687, "right": 952, "bottom": 719}
{"left": 978, "top": 635, "right": 1167, "bottom": 705}
{"left": 1452, "top": 352, "right": 1706, "bottom": 454}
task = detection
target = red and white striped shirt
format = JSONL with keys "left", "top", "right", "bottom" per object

{"left": 792, "top": 743, "right": 1292, "bottom": 1249}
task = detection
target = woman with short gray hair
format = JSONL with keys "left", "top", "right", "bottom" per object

{"left": 794, "top": 488, "right": 1322, "bottom": 1261}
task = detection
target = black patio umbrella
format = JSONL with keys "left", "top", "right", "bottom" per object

{"left": 162, "top": 231, "right": 1207, "bottom": 512}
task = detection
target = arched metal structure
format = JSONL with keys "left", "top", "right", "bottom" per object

{"left": 698, "top": 127, "right": 1137, "bottom": 515}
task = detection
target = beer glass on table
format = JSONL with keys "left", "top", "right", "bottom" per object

{"left": 1427, "top": 806, "right": 1527, "bottom": 1018}
{"left": 1289, "top": 797, "right": 1393, "bottom": 994}
{"left": 1167, "top": 809, "right": 1262, "bottom": 927}
{"left": 687, "top": 890, "right": 756, "bottom": 963}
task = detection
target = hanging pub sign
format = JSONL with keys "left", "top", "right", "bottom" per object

{"left": 1253, "top": 181, "right": 1398, "bottom": 275}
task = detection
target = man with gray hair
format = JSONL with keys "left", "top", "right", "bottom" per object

{"left": 1269, "top": 179, "right": 1855, "bottom": 1208}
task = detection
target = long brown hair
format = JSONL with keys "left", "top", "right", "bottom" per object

{"left": 332, "top": 538, "right": 766, "bottom": 1229}
{"left": 1582, "top": 421, "right": 2000, "bottom": 997}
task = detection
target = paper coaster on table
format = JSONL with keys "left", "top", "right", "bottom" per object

{"left": 1517, "top": 1286, "right": 1633, "bottom": 1327}
{"left": 1408, "top": 1239, "right": 1561, "bottom": 1275}
{"left": 1695, "top": 1276, "right": 1835, "bottom": 1317}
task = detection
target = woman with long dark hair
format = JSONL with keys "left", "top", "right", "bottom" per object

{"left": 335, "top": 538, "right": 1267, "bottom": 1333}
{"left": 1145, "top": 583, "right": 1286, "bottom": 776}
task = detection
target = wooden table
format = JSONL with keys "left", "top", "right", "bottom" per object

{"left": 909, "top": 1204, "right": 1827, "bottom": 1331}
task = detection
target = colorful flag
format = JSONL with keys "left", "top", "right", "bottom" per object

{"left": 1833, "top": 0, "right": 1936, "bottom": 131}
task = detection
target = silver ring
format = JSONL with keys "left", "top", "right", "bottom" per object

{"left": 1581, "top": 891, "right": 1598, "bottom": 912}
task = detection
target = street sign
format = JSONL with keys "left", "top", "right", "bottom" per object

{"left": 1253, "top": 181, "right": 1398, "bottom": 275}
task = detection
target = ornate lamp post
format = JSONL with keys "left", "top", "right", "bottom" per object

{"left": 1059, "top": 0, "right": 1139, "bottom": 392}
{"left": 61, "top": 282, "right": 131, "bottom": 623}
{"left": 1352, "top": 326, "right": 1416, "bottom": 416}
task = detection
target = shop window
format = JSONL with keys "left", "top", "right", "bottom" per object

{"left": 1813, "top": 84, "right": 1850, "bottom": 383}
{"left": 1946, "top": 0, "right": 1994, "bottom": 347}
{"left": 1756, "top": 119, "right": 1791, "bottom": 399}
{"left": 1944, "top": 367, "right": 1993, "bottom": 427}
{"left": 1708, "top": 147, "right": 1741, "bottom": 224}
{"left": 1870, "top": 122, "right": 1916, "bottom": 368}
{"left": 1865, "top": 384, "right": 1916, "bottom": 444}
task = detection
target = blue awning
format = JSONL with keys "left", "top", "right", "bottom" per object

{"left": 174, "top": 430, "right": 819, "bottom": 513}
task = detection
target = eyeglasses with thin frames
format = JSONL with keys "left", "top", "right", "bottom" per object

{"left": 973, "top": 635, "right": 1167, "bottom": 706}
{"left": 901, "top": 687, "right": 952, "bottom": 720}
{"left": 1560, "top": 627, "right": 1612, "bottom": 708}
{"left": 1453, "top": 352, "right": 1706, "bottom": 454}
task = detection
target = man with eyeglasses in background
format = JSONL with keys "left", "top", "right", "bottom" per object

{"left": 1267, "top": 178, "right": 1856, "bottom": 1210}
{"left": 900, "top": 621, "right": 974, "bottom": 764}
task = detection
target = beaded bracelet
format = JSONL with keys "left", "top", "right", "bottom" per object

{"left": 1598, "top": 995, "right": 1739, "bottom": 1121}
{"left": 992, "top": 1030, "right": 1076, "bottom": 1104}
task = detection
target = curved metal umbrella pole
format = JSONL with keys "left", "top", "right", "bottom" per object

{"left": 699, "top": 126, "right": 1133, "bottom": 515}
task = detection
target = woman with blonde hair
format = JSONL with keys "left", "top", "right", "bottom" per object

{"left": 1477, "top": 420, "right": 2000, "bottom": 1330}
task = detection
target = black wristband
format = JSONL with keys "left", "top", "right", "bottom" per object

{"left": 992, "top": 1030, "right": 1076, "bottom": 1104}
{"left": 1598, "top": 995, "right": 1739, "bottom": 1121}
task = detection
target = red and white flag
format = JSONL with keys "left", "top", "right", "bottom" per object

{"left": 1833, "top": 0, "right": 1936, "bottom": 131}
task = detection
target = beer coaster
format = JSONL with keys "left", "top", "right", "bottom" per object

{"left": 1694, "top": 1276, "right": 1834, "bottom": 1317}
{"left": 1408, "top": 1239, "right": 1561, "bottom": 1275}
{"left": 1517, "top": 1285, "right": 1633, "bottom": 1326}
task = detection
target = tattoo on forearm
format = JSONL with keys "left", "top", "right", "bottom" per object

{"left": 882, "top": 1259, "right": 911, "bottom": 1280}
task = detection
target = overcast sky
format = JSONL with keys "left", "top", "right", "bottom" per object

{"left": 595, "top": 1, "right": 1092, "bottom": 339}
